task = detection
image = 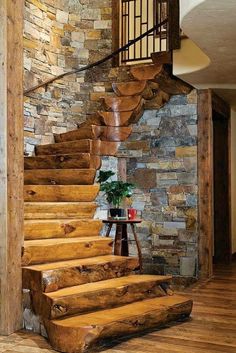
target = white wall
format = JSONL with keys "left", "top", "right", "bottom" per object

{"left": 180, "top": 0, "right": 205, "bottom": 22}
{"left": 231, "top": 110, "right": 236, "bottom": 254}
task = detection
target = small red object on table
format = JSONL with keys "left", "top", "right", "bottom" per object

{"left": 102, "top": 218, "right": 143, "bottom": 272}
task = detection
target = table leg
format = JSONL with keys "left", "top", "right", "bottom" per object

{"left": 121, "top": 224, "right": 129, "bottom": 257}
{"left": 114, "top": 224, "right": 123, "bottom": 255}
{"left": 105, "top": 223, "right": 112, "bottom": 237}
{"left": 131, "top": 223, "right": 143, "bottom": 273}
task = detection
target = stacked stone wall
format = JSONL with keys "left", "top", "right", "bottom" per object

{"left": 24, "top": 0, "right": 113, "bottom": 155}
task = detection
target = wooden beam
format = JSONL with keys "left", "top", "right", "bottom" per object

{"left": 0, "top": 0, "right": 24, "bottom": 334}
{"left": 197, "top": 90, "right": 213, "bottom": 279}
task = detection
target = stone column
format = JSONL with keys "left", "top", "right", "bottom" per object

{"left": 0, "top": 0, "right": 24, "bottom": 334}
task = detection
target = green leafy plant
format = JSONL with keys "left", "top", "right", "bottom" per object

{"left": 98, "top": 170, "right": 135, "bottom": 209}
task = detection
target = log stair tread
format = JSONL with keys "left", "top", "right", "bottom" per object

{"left": 24, "top": 185, "right": 100, "bottom": 203}
{"left": 24, "top": 219, "right": 102, "bottom": 240}
{"left": 41, "top": 275, "right": 173, "bottom": 319}
{"left": 24, "top": 202, "right": 97, "bottom": 220}
{"left": 45, "top": 274, "right": 172, "bottom": 298}
{"left": 22, "top": 237, "right": 113, "bottom": 266}
{"left": 23, "top": 255, "right": 138, "bottom": 272}
{"left": 45, "top": 296, "right": 192, "bottom": 353}
{"left": 35, "top": 139, "right": 120, "bottom": 157}
{"left": 48, "top": 295, "right": 191, "bottom": 327}
{"left": 24, "top": 169, "right": 96, "bottom": 185}
{"left": 54, "top": 126, "right": 132, "bottom": 143}
{"left": 24, "top": 153, "right": 101, "bottom": 170}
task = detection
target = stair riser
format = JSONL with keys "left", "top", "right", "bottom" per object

{"left": 104, "top": 96, "right": 142, "bottom": 112}
{"left": 41, "top": 282, "right": 167, "bottom": 319}
{"left": 24, "top": 170, "right": 96, "bottom": 186}
{"left": 45, "top": 300, "right": 193, "bottom": 353}
{"left": 24, "top": 203, "right": 97, "bottom": 220}
{"left": 23, "top": 257, "right": 139, "bottom": 293}
{"left": 24, "top": 154, "right": 101, "bottom": 170}
{"left": 24, "top": 220, "right": 102, "bottom": 240}
{"left": 24, "top": 185, "right": 100, "bottom": 203}
{"left": 22, "top": 239, "right": 113, "bottom": 266}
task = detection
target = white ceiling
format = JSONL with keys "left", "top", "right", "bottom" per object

{"left": 177, "top": 0, "right": 236, "bottom": 109}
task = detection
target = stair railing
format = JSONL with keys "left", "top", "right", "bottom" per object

{"left": 24, "top": 18, "right": 168, "bottom": 96}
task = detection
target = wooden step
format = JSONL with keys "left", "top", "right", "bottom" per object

{"left": 97, "top": 111, "right": 133, "bottom": 127}
{"left": 23, "top": 255, "right": 139, "bottom": 292}
{"left": 45, "top": 295, "right": 193, "bottom": 353}
{"left": 24, "top": 219, "right": 102, "bottom": 240}
{"left": 35, "top": 139, "right": 119, "bottom": 157}
{"left": 39, "top": 275, "right": 172, "bottom": 319}
{"left": 130, "top": 64, "right": 163, "bottom": 81}
{"left": 54, "top": 126, "right": 132, "bottom": 143}
{"left": 24, "top": 202, "right": 97, "bottom": 219}
{"left": 24, "top": 169, "right": 96, "bottom": 185}
{"left": 22, "top": 237, "right": 113, "bottom": 266}
{"left": 112, "top": 81, "right": 147, "bottom": 97}
{"left": 103, "top": 95, "right": 142, "bottom": 112}
{"left": 24, "top": 185, "right": 100, "bottom": 202}
{"left": 24, "top": 154, "right": 101, "bottom": 170}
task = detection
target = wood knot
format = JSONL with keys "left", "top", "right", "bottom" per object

{"left": 27, "top": 190, "right": 36, "bottom": 195}
{"left": 62, "top": 224, "right": 76, "bottom": 235}
{"left": 85, "top": 242, "right": 92, "bottom": 248}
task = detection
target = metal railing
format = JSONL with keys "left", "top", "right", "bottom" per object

{"left": 120, "top": 0, "right": 179, "bottom": 64}
{"left": 24, "top": 18, "right": 168, "bottom": 95}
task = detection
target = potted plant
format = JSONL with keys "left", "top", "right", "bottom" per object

{"left": 98, "top": 170, "right": 135, "bottom": 219}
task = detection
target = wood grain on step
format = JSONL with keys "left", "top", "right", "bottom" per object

{"left": 54, "top": 126, "right": 132, "bottom": 143}
{"left": 24, "top": 169, "right": 96, "bottom": 185}
{"left": 24, "top": 154, "right": 101, "bottom": 170}
{"left": 112, "top": 81, "right": 147, "bottom": 97}
{"left": 24, "top": 219, "right": 102, "bottom": 240}
{"left": 45, "top": 295, "right": 192, "bottom": 353}
{"left": 24, "top": 202, "right": 97, "bottom": 219}
{"left": 130, "top": 64, "right": 163, "bottom": 80}
{"left": 103, "top": 95, "right": 142, "bottom": 112}
{"left": 22, "top": 237, "right": 113, "bottom": 266}
{"left": 24, "top": 185, "right": 100, "bottom": 202}
{"left": 22, "top": 255, "right": 140, "bottom": 292}
{"left": 40, "top": 275, "right": 172, "bottom": 319}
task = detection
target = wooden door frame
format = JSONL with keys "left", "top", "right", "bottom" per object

{"left": 0, "top": 0, "right": 24, "bottom": 334}
{"left": 198, "top": 89, "right": 231, "bottom": 279}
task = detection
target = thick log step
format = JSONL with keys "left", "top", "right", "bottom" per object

{"left": 130, "top": 64, "right": 163, "bottom": 81}
{"left": 45, "top": 295, "right": 193, "bottom": 353}
{"left": 22, "top": 237, "right": 113, "bottom": 266}
{"left": 40, "top": 275, "right": 172, "bottom": 319}
{"left": 54, "top": 126, "right": 132, "bottom": 143}
{"left": 24, "top": 202, "right": 97, "bottom": 220}
{"left": 24, "top": 169, "right": 96, "bottom": 186}
{"left": 113, "top": 81, "right": 159, "bottom": 100}
{"left": 103, "top": 95, "right": 142, "bottom": 112}
{"left": 24, "top": 219, "right": 102, "bottom": 240}
{"left": 112, "top": 81, "right": 147, "bottom": 97}
{"left": 22, "top": 255, "right": 139, "bottom": 293}
{"left": 35, "top": 140, "right": 119, "bottom": 157}
{"left": 24, "top": 154, "right": 101, "bottom": 170}
{"left": 24, "top": 185, "right": 100, "bottom": 202}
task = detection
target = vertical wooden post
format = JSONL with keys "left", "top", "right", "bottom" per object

{"left": 198, "top": 90, "right": 213, "bottom": 279}
{"left": 0, "top": 0, "right": 24, "bottom": 334}
{"left": 112, "top": 0, "right": 120, "bottom": 67}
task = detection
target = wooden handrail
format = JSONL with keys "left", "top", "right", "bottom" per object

{"left": 24, "top": 19, "right": 168, "bottom": 96}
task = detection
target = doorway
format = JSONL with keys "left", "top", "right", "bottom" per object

{"left": 213, "top": 110, "right": 231, "bottom": 263}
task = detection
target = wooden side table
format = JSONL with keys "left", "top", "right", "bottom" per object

{"left": 102, "top": 219, "right": 143, "bottom": 272}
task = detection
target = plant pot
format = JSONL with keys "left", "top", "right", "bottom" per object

{"left": 109, "top": 208, "right": 126, "bottom": 218}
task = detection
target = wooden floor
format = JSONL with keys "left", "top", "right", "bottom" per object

{"left": 0, "top": 263, "right": 235, "bottom": 353}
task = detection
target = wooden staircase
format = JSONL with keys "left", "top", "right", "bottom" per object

{"left": 22, "top": 63, "right": 193, "bottom": 353}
